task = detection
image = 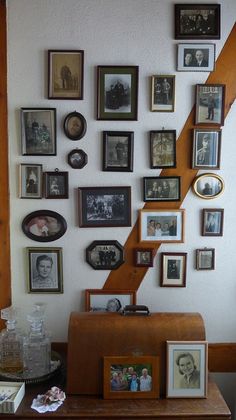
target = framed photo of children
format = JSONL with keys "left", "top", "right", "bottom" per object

{"left": 195, "top": 84, "right": 225, "bottom": 126}
{"left": 166, "top": 341, "right": 208, "bottom": 398}
{"left": 151, "top": 75, "right": 175, "bottom": 112}
{"left": 202, "top": 208, "right": 224, "bottom": 236}
{"left": 150, "top": 130, "right": 176, "bottom": 168}
{"left": 196, "top": 248, "right": 215, "bottom": 270}
{"left": 44, "top": 171, "right": 69, "bottom": 199}
{"left": 103, "top": 131, "right": 134, "bottom": 172}
{"left": 192, "top": 128, "right": 221, "bottom": 169}
{"left": 20, "top": 163, "right": 43, "bottom": 199}
{"left": 161, "top": 252, "right": 187, "bottom": 287}
{"left": 139, "top": 209, "right": 185, "bottom": 243}
{"left": 177, "top": 43, "right": 215, "bottom": 72}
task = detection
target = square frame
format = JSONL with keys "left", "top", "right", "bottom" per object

{"left": 27, "top": 247, "right": 63, "bottom": 293}
{"left": 97, "top": 65, "right": 138, "bottom": 120}
{"left": 103, "top": 131, "right": 134, "bottom": 172}
{"left": 48, "top": 50, "right": 84, "bottom": 99}
{"left": 161, "top": 252, "right": 187, "bottom": 287}
{"left": 85, "top": 289, "right": 136, "bottom": 312}
{"left": 134, "top": 248, "right": 154, "bottom": 267}
{"left": 139, "top": 209, "right": 185, "bottom": 243}
{"left": 143, "top": 176, "right": 180, "bottom": 202}
{"left": 177, "top": 43, "right": 215, "bottom": 71}
{"left": 103, "top": 356, "right": 160, "bottom": 399}
{"left": 196, "top": 248, "right": 215, "bottom": 270}
{"left": 150, "top": 130, "right": 176, "bottom": 168}
{"left": 151, "top": 75, "right": 175, "bottom": 112}
{"left": 19, "top": 163, "right": 43, "bottom": 199}
{"left": 202, "top": 208, "right": 224, "bottom": 236}
{"left": 21, "top": 108, "right": 56, "bottom": 156}
{"left": 166, "top": 341, "right": 208, "bottom": 398}
{"left": 192, "top": 128, "right": 221, "bottom": 169}
{"left": 195, "top": 84, "right": 225, "bottom": 126}
{"left": 44, "top": 171, "right": 69, "bottom": 199}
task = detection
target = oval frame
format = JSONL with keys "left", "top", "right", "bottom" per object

{"left": 68, "top": 149, "right": 88, "bottom": 169}
{"left": 22, "top": 210, "right": 67, "bottom": 242}
{"left": 192, "top": 173, "right": 224, "bottom": 200}
{"left": 63, "top": 111, "right": 87, "bottom": 140}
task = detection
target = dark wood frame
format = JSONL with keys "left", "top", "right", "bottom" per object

{"left": 63, "top": 111, "right": 87, "bottom": 140}
{"left": 195, "top": 84, "right": 226, "bottom": 126}
{"left": 192, "top": 173, "right": 224, "bottom": 199}
{"left": 44, "top": 171, "right": 69, "bottom": 199}
{"left": 134, "top": 248, "right": 154, "bottom": 267}
{"left": 68, "top": 149, "right": 88, "bottom": 169}
{"left": 48, "top": 49, "right": 84, "bottom": 99}
{"left": 85, "top": 289, "right": 136, "bottom": 312}
{"left": 202, "top": 208, "right": 224, "bottom": 236}
{"left": 22, "top": 210, "right": 67, "bottom": 242}
{"left": 97, "top": 65, "right": 138, "bottom": 120}
{"left": 139, "top": 209, "right": 185, "bottom": 243}
{"left": 78, "top": 186, "right": 131, "bottom": 228}
{"left": 19, "top": 163, "right": 43, "bottom": 199}
{"left": 177, "top": 43, "right": 216, "bottom": 72}
{"left": 150, "top": 130, "right": 176, "bottom": 168}
{"left": 151, "top": 75, "right": 175, "bottom": 112}
{"left": 192, "top": 128, "right": 221, "bottom": 169}
{"left": 160, "top": 252, "right": 187, "bottom": 287}
{"left": 86, "top": 240, "right": 124, "bottom": 270}
{"left": 143, "top": 176, "right": 180, "bottom": 202}
{"left": 196, "top": 248, "right": 215, "bottom": 270}
{"left": 102, "top": 131, "right": 134, "bottom": 172}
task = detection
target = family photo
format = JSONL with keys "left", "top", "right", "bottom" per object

{"left": 110, "top": 364, "right": 152, "bottom": 392}
{"left": 144, "top": 177, "right": 180, "bottom": 201}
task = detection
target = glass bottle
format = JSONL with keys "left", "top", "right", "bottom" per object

{"left": 0, "top": 306, "right": 24, "bottom": 373}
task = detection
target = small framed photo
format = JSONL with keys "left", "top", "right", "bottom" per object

{"left": 150, "top": 130, "right": 176, "bottom": 168}
{"left": 22, "top": 210, "right": 67, "bottom": 242}
{"left": 196, "top": 248, "right": 215, "bottom": 270}
{"left": 21, "top": 108, "right": 56, "bottom": 156}
{"left": 192, "top": 173, "right": 224, "bottom": 199}
{"left": 85, "top": 289, "right": 136, "bottom": 312}
{"left": 161, "top": 252, "right": 187, "bottom": 287}
{"left": 195, "top": 84, "right": 225, "bottom": 126}
{"left": 174, "top": 4, "right": 221, "bottom": 40}
{"left": 48, "top": 50, "right": 84, "bottom": 99}
{"left": 192, "top": 128, "right": 221, "bottom": 169}
{"left": 143, "top": 176, "right": 180, "bottom": 202}
{"left": 166, "top": 341, "right": 208, "bottom": 398}
{"left": 202, "top": 208, "right": 224, "bottom": 236}
{"left": 151, "top": 75, "right": 175, "bottom": 112}
{"left": 67, "top": 149, "right": 88, "bottom": 169}
{"left": 86, "top": 240, "right": 124, "bottom": 270}
{"left": 134, "top": 248, "right": 154, "bottom": 267}
{"left": 78, "top": 186, "right": 131, "bottom": 228}
{"left": 27, "top": 247, "right": 63, "bottom": 293}
{"left": 63, "top": 111, "right": 87, "bottom": 140}
{"left": 44, "top": 171, "right": 69, "bottom": 199}
{"left": 103, "top": 356, "right": 160, "bottom": 399}
{"left": 103, "top": 131, "right": 134, "bottom": 172}
{"left": 19, "top": 164, "right": 43, "bottom": 199}
{"left": 177, "top": 43, "right": 215, "bottom": 71}
{"left": 97, "top": 65, "right": 138, "bottom": 120}
{"left": 139, "top": 209, "right": 185, "bottom": 243}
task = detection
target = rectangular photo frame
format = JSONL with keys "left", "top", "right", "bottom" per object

{"left": 196, "top": 248, "right": 215, "bottom": 270}
{"left": 166, "top": 341, "right": 208, "bottom": 398}
{"left": 202, "top": 208, "right": 224, "bottom": 236}
{"left": 21, "top": 108, "right": 56, "bottom": 156}
{"left": 177, "top": 43, "right": 215, "bottom": 71}
{"left": 44, "top": 171, "right": 69, "bottom": 199}
{"left": 151, "top": 75, "right": 175, "bottom": 112}
{"left": 27, "top": 247, "right": 63, "bottom": 293}
{"left": 150, "top": 130, "right": 176, "bottom": 168}
{"left": 139, "top": 209, "right": 185, "bottom": 243}
{"left": 143, "top": 176, "right": 180, "bottom": 202}
{"left": 97, "top": 65, "right": 138, "bottom": 120}
{"left": 195, "top": 84, "right": 225, "bottom": 126}
{"left": 103, "top": 131, "right": 134, "bottom": 172}
{"left": 19, "top": 163, "right": 43, "bottom": 199}
{"left": 192, "top": 128, "right": 221, "bottom": 169}
{"left": 103, "top": 356, "right": 160, "bottom": 399}
{"left": 134, "top": 248, "right": 154, "bottom": 267}
{"left": 48, "top": 50, "right": 84, "bottom": 99}
{"left": 161, "top": 252, "right": 187, "bottom": 287}
{"left": 85, "top": 289, "right": 136, "bottom": 312}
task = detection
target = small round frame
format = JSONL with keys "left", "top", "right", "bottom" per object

{"left": 68, "top": 149, "right": 88, "bottom": 169}
{"left": 63, "top": 111, "right": 87, "bottom": 140}
{"left": 192, "top": 173, "right": 224, "bottom": 200}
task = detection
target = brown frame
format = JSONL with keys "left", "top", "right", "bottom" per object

{"left": 134, "top": 248, "right": 154, "bottom": 267}
{"left": 161, "top": 252, "right": 187, "bottom": 287}
{"left": 195, "top": 84, "right": 225, "bottom": 126}
{"left": 85, "top": 289, "right": 136, "bottom": 312}
{"left": 44, "top": 171, "right": 69, "bottom": 199}
{"left": 151, "top": 75, "right": 175, "bottom": 112}
{"left": 139, "top": 209, "right": 185, "bottom": 243}
{"left": 202, "top": 208, "right": 224, "bottom": 236}
{"left": 150, "top": 130, "right": 176, "bottom": 169}
{"left": 19, "top": 163, "right": 43, "bottom": 199}
{"left": 102, "top": 131, "right": 134, "bottom": 172}
{"left": 196, "top": 248, "right": 215, "bottom": 270}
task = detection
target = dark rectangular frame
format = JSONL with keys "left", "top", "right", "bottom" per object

{"left": 151, "top": 75, "right": 175, "bottom": 112}
{"left": 143, "top": 176, "right": 180, "bottom": 202}
{"left": 196, "top": 248, "right": 215, "bottom": 270}
{"left": 202, "top": 208, "right": 224, "bottom": 236}
{"left": 134, "top": 248, "right": 154, "bottom": 267}
{"left": 85, "top": 289, "right": 136, "bottom": 312}
{"left": 174, "top": 4, "right": 221, "bottom": 40}
{"left": 19, "top": 163, "right": 43, "bottom": 199}
{"left": 160, "top": 252, "right": 187, "bottom": 287}
{"left": 97, "top": 65, "right": 138, "bottom": 120}
{"left": 103, "top": 131, "right": 134, "bottom": 172}
{"left": 150, "top": 130, "right": 176, "bottom": 169}
{"left": 44, "top": 171, "right": 69, "bottom": 199}
{"left": 195, "top": 84, "right": 226, "bottom": 126}
{"left": 177, "top": 43, "right": 216, "bottom": 72}
{"left": 78, "top": 186, "right": 131, "bottom": 227}
{"left": 192, "top": 128, "right": 221, "bottom": 169}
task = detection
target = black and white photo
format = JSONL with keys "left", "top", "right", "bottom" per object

{"left": 177, "top": 43, "right": 215, "bottom": 71}
{"left": 86, "top": 240, "right": 124, "bottom": 270}
{"left": 202, "top": 208, "right": 224, "bottom": 236}
{"left": 150, "top": 130, "right": 176, "bottom": 168}
{"left": 44, "top": 171, "right": 69, "bottom": 199}
{"left": 85, "top": 289, "right": 136, "bottom": 312}
{"left": 103, "top": 131, "right": 134, "bottom": 172}
{"left": 20, "top": 163, "right": 43, "bottom": 199}
{"left": 161, "top": 253, "right": 187, "bottom": 287}
{"left": 195, "top": 84, "right": 225, "bottom": 126}
{"left": 68, "top": 149, "right": 88, "bottom": 169}
{"left": 134, "top": 248, "right": 154, "bottom": 267}
{"left": 196, "top": 248, "right": 215, "bottom": 270}
{"left": 192, "top": 129, "right": 221, "bottom": 169}
{"left": 151, "top": 75, "right": 175, "bottom": 112}
{"left": 192, "top": 173, "right": 224, "bottom": 199}
{"left": 143, "top": 176, "right": 180, "bottom": 202}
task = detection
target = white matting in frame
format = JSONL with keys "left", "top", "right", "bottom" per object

{"left": 139, "top": 209, "right": 185, "bottom": 243}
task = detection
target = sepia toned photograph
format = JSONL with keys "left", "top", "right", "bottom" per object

{"left": 150, "top": 130, "right": 176, "bottom": 168}
{"left": 202, "top": 208, "right": 224, "bottom": 236}
{"left": 86, "top": 240, "right": 124, "bottom": 270}
{"left": 44, "top": 171, "right": 69, "bottom": 199}
{"left": 20, "top": 163, "right": 43, "bottom": 199}
{"left": 143, "top": 176, "right": 180, "bottom": 202}
{"left": 177, "top": 43, "right": 215, "bottom": 71}
{"left": 161, "top": 252, "right": 187, "bottom": 287}
{"left": 192, "top": 129, "right": 221, "bottom": 169}
{"left": 195, "top": 84, "right": 225, "bottom": 126}
{"left": 103, "top": 131, "right": 134, "bottom": 172}
{"left": 151, "top": 75, "right": 175, "bottom": 112}
{"left": 134, "top": 248, "right": 154, "bottom": 267}
{"left": 22, "top": 210, "right": 67, "bottom": 242}
{"left": 63, "top": 111, "right": 87, "bottom": 140}
{"left": 139, "top": 209, "right": 185, "bottom": 243}
{"left": 85, "top": 289, "right": 136, "bottom": 312}
{"left": 196, "top": 248, "right": 215, "bottom": 270}
{"left": 192, "top": 173, "right": 224, "bottom": 199}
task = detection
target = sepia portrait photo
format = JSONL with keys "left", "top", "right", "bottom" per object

{"left": 150, "top": 130, "right": 176, "bottom": 168}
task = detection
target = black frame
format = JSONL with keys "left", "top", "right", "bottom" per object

{"left": 202, "top": 208, "right": 224, "bottom": 237}
{"left": 22, "top": 210, "right": 67, "bottom": 242}
{"left": 20, "top": 163, "right": 43, "bottom": 199}
{"left": 86, "top": 240, "right": 124, "bottom": 270}
{"left": 103, "top": 131, "right": 134, "bottom": 172}
{"left": 143, "top": 176, "right": 181, "bottom": 202}
{"left": 68, "top": 149, "right": 88, "bottom": 169}
{"left": 150, "top": 130, "right": 176, "bottom": 168}
{"left": 192, "top": 128, "right": 221, "bottom": 169}
{"left": 63, "top": 111, "right": 87, "bottom": 140}
{"left": 195, "top": 84, "right": 226, "bottom": 126}
{"left": 196, "top": 248, "right": 215, "bottom": 270}
{"left": 44, "top": 171, "right": 69, "bottom": 199}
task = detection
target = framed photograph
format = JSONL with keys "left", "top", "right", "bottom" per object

{"left": 139, "top": 209, "right": 185, "bottom": 243}
{"left": 19, "top": 164, "right": 43, "bottom": 199}
{"left": 192, "top": 128, "right": 221, "bottom": 169}
{"left": 196, "top": 248, "right": 215, "bottom": 270}
{"left": 192, "top": 173, "right": 224, "bottom": 199}
{"left": 174, "top": 4, "right": 221, "bottom": 40}
{"left": 134, "top": 248, "right": 154, "bottom": 267}
{"left": 86, "top": 240, "right": 124, "bottom": 270}
{"left": 103, "top": 131, "right": 134, "bottom": 172}
{"left": 177, "top": 43, "right": 215, "bottom": 71}
{"left": 143, "top": 176, "right": 180, "bottom": 202}
{"left": 63, "top": 111, "right": 87, "bottom": 140}
{"left": 195, "top": 84, "right": 225, "bottom": 126}
{"left": 44, "top": 171, "right": 69, "bottom": 199}
{"left": 22, "top": 210, "right": 67, "bottom": 242}
{"left": 161, "top": 253, "right": 187, "bottom": 287}
{"left": 21, "top": 108, "right": 56, "bottom": 156}
{"left": 202, "top": 208, "right": 224, "bottom": 236}
{"left": 151, "top": 75, "right": 175, "bottom": 112}
{"left": 150, "top": 130, "right": 176, "bottom": 168}
{"left": 166, "top": 341, "right": 208, "bottom": 398}
{"left": 97, "top": 65, "right": 138, "bottom": 120}
{"left": 27, "top": 247, "right": 63, "bottom": 293}
{"left": 85, "top": 289, "right": 136, "bottom": 312}
{"left": 48, "top": 49, "right": 84, "bottom": 99}
{"left": 78, "top": 186, "right": 131, "bottom": 228}
{"left": 67, "top": 149, "right": 88, "bottom": 169}
{"left": 103, "top": 356, "right": 160, "bottom": 399}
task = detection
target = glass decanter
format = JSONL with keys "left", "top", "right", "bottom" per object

{"left": 0, "top": 306, "right": 24, "bottom": 373}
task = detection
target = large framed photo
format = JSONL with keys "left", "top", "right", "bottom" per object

{"left": 161, "top": 252, "right": 187, "bottom": 287}
{"left": 103, "top": 131, "right": 134, "bottom": 172}
{"left": 174, "top": 4, "right": 221, "bottom": 40}
{"left": 97, "top": 65, "right": 138, "bottom": 120}
{"left": 48, "top": 50, "right": 84, "bottom": 99}
{"left": 196, "top": 248, "right": 215, "bottom": 270}
{"left": 27, "top": 247, "right": 63, "bottom": 293}
{"left": 134, "top": 248, "right": 154, "bottom": 267}
{"left": 22, "top": 210, "right": 67, "bottom": 242}
{"left": 19, "top": 163, "right": 43, "bottom": 199}
{"left": 21, "top": 108, "right": 56, "bottom": 156}
{"left": 86, "top": 240, "right": 124, "bottom": 270}
{"left": 202, "top": 208, "right": 224, "bottom": 236}
{"left": 150, "top": 130, "right": 176, "bottom": 168}
{"left": 143, "top": 176, "right": 180, "bottom": 202}
{"left": 192, "top": 128, "right": 221, "bottom": 169}
{"left": 192, "top": 173, "right": 224, "bottom": 199}
{"left": 78, "top": 186, "right": 131, "bottom": 227}
{"left": 195, "top": 84, "right": 225, "bottom": 126}
{"left": 103, "top": 356, "right": 160, "bottom": 399}
{"left": 85, "top": 289, "right": 136, "bottom": 312}
{"left": 177, "top": 43, "right": 215, "bottom": 71}
{"left": 63, "top": 111, "right": 87, "bottom": 140}
{"left": 166, "top": 341, "right": 208, "bottom": 398}
{"left": 44, "top": 171, "right": 69, "bottom": 199}
{"left": 151, "top": 75, "right": 175, "bottom": 112}
{"left": 139, "top": 209, "right": 185, "bottom": 243}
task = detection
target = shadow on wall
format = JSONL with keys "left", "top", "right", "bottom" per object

{"left": 211, "top": 372, "right": 236, "bottom": 420}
